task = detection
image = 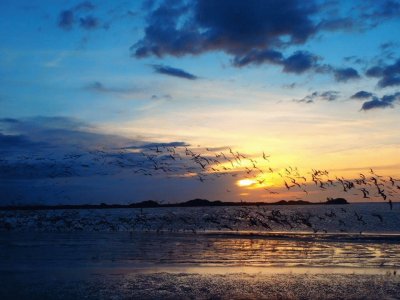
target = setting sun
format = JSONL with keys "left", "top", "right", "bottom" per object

{"left": 237, "top": 179, "right": 257, "bottom": 187}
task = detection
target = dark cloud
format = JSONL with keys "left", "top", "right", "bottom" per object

{"left": 350, "top": 91, "right": 374, "bottom": 100}
{"left": 152, "top": 65, "right": 198, "bottom": 80}
{"left": 0, "top": 117, "right": 192, "bottom": 181}
{"left": 58, "top": 10, "right": 74, "bottom": 30}
{"left": 380, "top": 41, "right": 397, "bottom": 50}
{"left": 365, "top": 66, "right": 383, "bottom": 77}
{"left": 360, "top": 92, "right": 400, "bottom": 111}
{"left": 233, "top": 50, "right": 319, "bottom": 75}
{"left": 79, "top": 16, "right": 99, "bottom": 29}
{"left": 133, "top": 0, "right": 400, "bottom": 59}
{"left": 132, "top": 1, "right": 367, "bottom": 80}
{"left": 232, "top": 49, "right": 283, "bottom": 67}
{"left": 361, "top": 98, "right": 392, "bottom": 111}
{"left": 0, "top": 116, "right": 244, "bottom": 204}
{"left": 282, "top": 51, "right": 319, "bottom": 74}
{"left": 233, "top": 49, "right": 358, "bottom": 80}
{"left": 196, "top": 0, "right": 316, "bottom": 49}
{"left": 379, "top": 76, "right": 400, "bottom": 88}
{"left": 132, "top": 0, "right": 317, "bottom": 58}
{"left": 0, "top": 161, "right": 82, "bottom": 180}
{"left": 333, "top": 67, "right": 360, "bottom": 82}
{"left": 366, "top": 58, "right": 400, "bottom": 88}
{"left": 317, "top": 18, "right": 356, "bottom": 31}
{"left": 0, "top": 116, "right": 194, "bottom": 165}
{"left": 296, "top": 89, "right": 400, "bottom": 111}
{"left": 0, "top": 117, "right": 236, "bottom": 207}
{"left": 0, "top": 118, "right": 20, "bottom": 124}
{"left": 294, "top": 90, "right": 340, "bottom": 104}
{"left": 0, "top": 117, "right": 102, "bottom": 150}
{"left": 363, "top": 0, "right": 400, "bottom": 20}
{"left": 0, "top": 133, "right": 43, "bottom": 150}
{"left": 315, "top": 0, "right": 400, "bottom": 33}
{"left": 1, "top": 117, "right": 92, "bottom": 145}
{"left": 57, "top": 1, "right": 100, "bottom": 31}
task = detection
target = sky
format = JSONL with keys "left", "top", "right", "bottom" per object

{"left": 1, "top": 0, "right": 400, "bottom": 205}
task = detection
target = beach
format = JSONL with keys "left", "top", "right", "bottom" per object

{"left": 2, "top": 271, "right": 400, "bottom": 299}
{"left": 1, "top": 203, "right": 399, "bottom": 299}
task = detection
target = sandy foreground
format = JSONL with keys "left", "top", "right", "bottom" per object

{"left": 0, "top": 271, "right": 399, "bottom": 300}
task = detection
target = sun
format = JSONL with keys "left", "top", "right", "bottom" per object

{"left": 237, "top": 179, "right": 257, "bottom": 187}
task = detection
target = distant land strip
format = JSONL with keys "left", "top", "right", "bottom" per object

{"left": 0, "top": 198, "right": 349, "bottom": 211}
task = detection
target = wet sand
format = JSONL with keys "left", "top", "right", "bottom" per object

{"left": 1, "top": 271, "right": 399, "bottom": 299}
{"left": 1, "top": 232, "right": 399, "bottom": 299}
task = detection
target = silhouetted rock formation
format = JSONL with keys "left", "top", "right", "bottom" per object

{"left": 0, "top": 197, "right": 349, "bottom": 211}
{"left": 326, "top": 198, "right": 348, "bottom": 205}
{"left": 129, "top": 200, "right": 160, "bottom": 208}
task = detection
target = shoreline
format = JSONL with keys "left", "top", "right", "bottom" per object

{"left": 4, "top": 264, "right": 396, "bottom": 276}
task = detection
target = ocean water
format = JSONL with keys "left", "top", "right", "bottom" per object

{"left": 0, "top": 203, "right": 399, "bottom": 274}
{"left": 1, "top": 231, "right": 399, "bottom": 273}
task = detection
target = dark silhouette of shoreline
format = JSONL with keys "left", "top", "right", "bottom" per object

{"left": 0, "top": 198, "right": 348, "bottom": 211}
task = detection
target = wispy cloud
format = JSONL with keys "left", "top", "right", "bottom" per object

{"left": 84, "top": 81, "right": 142, "bottom": 96}
{"left": 294, "top": 91, "right": 340, "bottom": 104}
{"left": 152, "top": 65, "right": 198, "bottom": 80}
{"left": 57, "top": 1, "right": 102, "bottom": 31}
{"left": 350, "top": 91, "right": 374, "bottom": 100}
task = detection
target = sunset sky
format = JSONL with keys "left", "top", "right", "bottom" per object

{"left": 1, "top": 0, "right": 400, "bottom": 204}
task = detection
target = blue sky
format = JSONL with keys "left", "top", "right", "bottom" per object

{"left": 1, "top": 0, "right": 400, "bottom": 204}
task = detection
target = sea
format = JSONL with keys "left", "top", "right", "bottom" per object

{"left": 0, "top": 202, "right": 399, "bottom": 274}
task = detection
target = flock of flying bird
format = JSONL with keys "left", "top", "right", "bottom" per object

{"left": 0, "top": 204, "right": 383, "bottom": 234}
{"left": 0, "top": 142, "right": 399, "bottom": 233}
{"left": 116, "top": 144, "right": 398, "bottom": 208}
{"left": 1, "top": 143, "right": 399, "bottom": 210}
